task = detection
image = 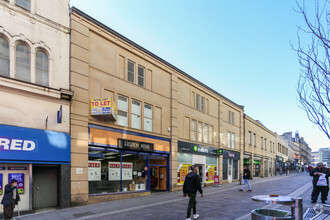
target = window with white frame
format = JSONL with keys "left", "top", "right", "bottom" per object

{"left": 197, "top": 121, "right": 203, "bottom": 142}
{"left": 227, "top": 132, "right": 231, "bottom": 148}
{"left": 131, "top": 100, "right": 141, "bottom": 129}
{"left": 201, "top": 97, "right": 205, "bottom": 113}
{"left": 16, "top": 0, "right": 30, "bottom": 11}
{"left": 138, "top": 65, "right": 145, "bottom": 87}
{"left": 36, "top": 50, "right": 49, "bottom": 87}
{"left": 0, "top": 36, "right": 9, "bottom": 77}
{"left": 253, "top": 133, "right": 256, "bottom": 146}
{"left": 248, "top": 131, "right": 251, "bottom": 145}
{"left": 196, "top": 94, "right": 200, "bottom": 111}
{"left": 209, "top": 125, "right": 213, "bottom": 144}
{"left": 15, "top": 43, "right": 30, "bottom": 82}
{"left": 127, "top": 60, "right": 135, "bottom": 83}
{"left": 231, "top": 133, "right": 235, "bottom": 149}
{"left": 191, "top": 119, "right": 197, "bottom": 141}
{"left": 143, "top": 103, "right": 152, "bottom": 132}
{"left": 117, "top": 95, "right": 128, "bottom": 127}
{"left": 203, "top": 124, "right": 209, "bottom": 144}
{"left": 228, "top": 111, "right": 235, "bottom": 124}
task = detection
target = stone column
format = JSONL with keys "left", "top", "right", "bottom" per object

{"left": 70, "top": 14, "right": 90, "bottom": 205}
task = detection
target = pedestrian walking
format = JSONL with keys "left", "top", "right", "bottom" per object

{"left": 1, "top": 179, "right": 20, "bottom": 220}
{"left": 311, "top": 162, "right": 330, "bottom": 204}
{"left": 183, "top": 165, "right": 203, "bottom": 220}
{"left": 239, "top": 166, "right": 252, "bottom": 192}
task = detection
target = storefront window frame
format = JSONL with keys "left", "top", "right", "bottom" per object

{"left": 88, "top": 147, "right": 170, "bottom": 195}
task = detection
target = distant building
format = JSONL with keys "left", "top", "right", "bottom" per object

{"left": 319, "top": 148, "right": 330, "bottom": 167}
{"left": 281, "top": 131, "right": 312, "bottom": 166}
{"left": 312, "top": 151, "right": 319, "bottom": 167}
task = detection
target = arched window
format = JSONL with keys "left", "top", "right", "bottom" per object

{"left": 36, "top": 50, "right": 49, "bottom": 86}
{"left": 15, "top": 43, "right": 30, "bottom": 82}
{"left": 0, "top": 36, "right": 9, "bottom": 77}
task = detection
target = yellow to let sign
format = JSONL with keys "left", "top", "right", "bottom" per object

{"left": 90, "top": 98, "right": 117, "bottom": 120}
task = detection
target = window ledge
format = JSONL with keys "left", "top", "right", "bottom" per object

{"left": 0, "top": 76, "right": 65, "bottom": 99}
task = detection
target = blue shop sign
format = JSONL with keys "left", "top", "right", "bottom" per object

{"left": 0, "top": 124, "right": 70, "bottom": 164}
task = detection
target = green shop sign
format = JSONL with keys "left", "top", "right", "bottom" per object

{"left": 178, "top": 141, "right": 218, "bottom": 157}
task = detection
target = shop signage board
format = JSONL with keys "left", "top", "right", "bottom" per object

{"left": 8, "top": 173, "right": 24, "bottom": 194}
{"left": 0, "top": 124, "right": 70, "bottom": 164}
{"left": 0, "top": 174, "right": 2, "bottom": 195}
{"left": 109, "top": 162, "right": 121, "bottom": 181}
{"left": 178, "top": 141, "right": 218, "bottom": 157}
{"left": 88, "top": 161, "right": 101, "bottom": 181}
{"left": 7, "top": 167, "right": 27, "bottom": 170}
{"left": 90, "top": 98, "right": 117, "bottom": 121}
{"left": 118, "top": 139, "right": 154, "bottom": 152}
{"left": 214, "top": 175, "right": 220, "bottom": 184}
{"left": 222, "top": 150, "right": 240, "bottom": 160}
{"left": 121, "top": 162, "right": 132, "bottom": 181}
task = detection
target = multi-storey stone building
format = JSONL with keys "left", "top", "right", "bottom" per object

{"left": 276, "top": 135, "right": 289, "bottom": 174}
{"left": 0, "top": 0, "right": 72, "bottom": 212}
{"left": 243, "top": 115, "right": 276, "bottom": 178}
{"left": 70, "top": 7, "right": 248, "bottom": 204}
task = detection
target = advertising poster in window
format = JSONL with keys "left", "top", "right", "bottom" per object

{"left": 88, "top": 161, "right": 101, "bottom": 181}
{"left": 177, "top": 164, "right": 191, "bottom": 185}
{"left": 122, "top": 162, "right": 132, "bottom": 181}
{"left": 206, "top": 165, "right": 217, "bottom": 183}
{"left": 0, "top": 173, "right": 2, "bottom": 195}
{"left": 8, "top": 173, "right": 24, "bottom": 194}
{"left": 108, "top": 162, "right": 121, "bottom": 181}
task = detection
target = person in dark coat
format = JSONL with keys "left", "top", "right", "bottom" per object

{"left": 1, "top": 179, "right": 20, "bottom": 220}
{"left": 239, "top": 166, "right": 252, "bottom": 192}
{"left": 310, "top": 162, "right": 330, "bottom": 204}
{"left": 183, "top": 165, "right": 203, "bottom": 220}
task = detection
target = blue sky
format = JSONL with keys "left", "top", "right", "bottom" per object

{"left": 70, "top": 0, "right": 329, "bottom": 151}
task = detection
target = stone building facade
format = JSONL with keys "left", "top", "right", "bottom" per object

{"left": 0, "top": 0, "right": 71, "bottom": 212}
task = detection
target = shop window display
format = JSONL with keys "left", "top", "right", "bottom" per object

{"left": 122, "top": 153, "right": 147, "bottom": 192}
{"left": 88, "top": 149, "right": 147, "bottom": 194}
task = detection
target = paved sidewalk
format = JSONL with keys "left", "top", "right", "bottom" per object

{"left": 4, "top": 172, "right": 315, "bottom": 220}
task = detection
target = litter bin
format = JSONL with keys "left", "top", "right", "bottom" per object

{"left": 251, "top": 195, "right": 303, "bottom": 220}
{"left": 251, "top": 208, "right": 293, "bottom": 220}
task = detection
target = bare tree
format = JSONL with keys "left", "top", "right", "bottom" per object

{"left": 293, "top": 0, "right": 330, "bottom": 139}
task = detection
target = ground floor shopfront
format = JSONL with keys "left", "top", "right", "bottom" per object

{"left": 177, "top": 141, "right": 218, "bottom": 186}
{"left": 87, "top": 124, "right": 171, "bottom": 202}
{"left": 243, "top": 153, "right": 275, "bottom": 178}
{"left": 0, "top": 124, "right": 71, "bottom": 212}
{"left": 222, "top": 150, "right": 240, "bottom": 183}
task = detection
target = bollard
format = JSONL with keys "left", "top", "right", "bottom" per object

{"left": 291, "top": 197, "right": 303, "bottom": 220}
